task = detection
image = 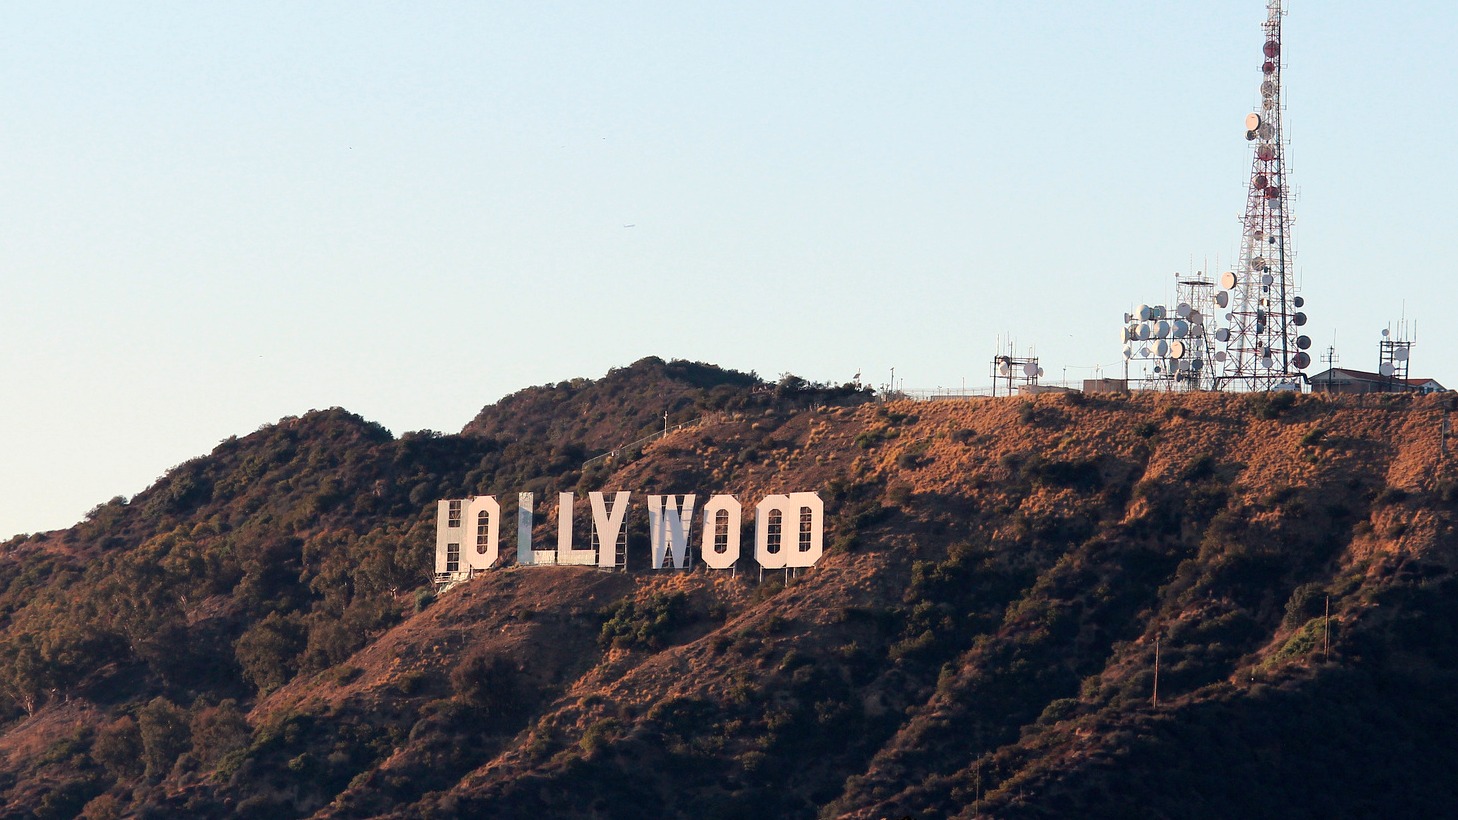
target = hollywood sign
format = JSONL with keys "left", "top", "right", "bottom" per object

{"left": 434, "top": 491, "right": 824, "bottom": 576}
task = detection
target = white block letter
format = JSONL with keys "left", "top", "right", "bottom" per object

{"left": 647, "top": 494, "right": 696, "bottom": 569}
{"left": 435, "top": 499, "right": 465, "bottom": 575}
{"left": 699, "top": 495, "right": 742, "bottom": 569}
{"left": 785, "top": 491, "right": 825, "bottom": 568}
{"left": 591, "top": 491, "right": 631, "bottom": 569}
{"left": 466, "top": 495, "right": 500, "bottom": 570}
{"left": 557, "top": 492, "right": 596, "bottom": 565}
{"left": 517, "top": 492, "right": 556, "bottom": 566}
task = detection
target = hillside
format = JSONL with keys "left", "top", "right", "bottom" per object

{"left": 2, "top": 367, "right": 1457, "bottom": 818}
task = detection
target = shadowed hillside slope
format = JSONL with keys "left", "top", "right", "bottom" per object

{"left": 2, "top": 376, "right": 1456, "bottom": 818}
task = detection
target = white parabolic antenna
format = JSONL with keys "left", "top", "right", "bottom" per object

{"left": 1215, "top": 328, "right": 1231, "bottom": 342}
{"left": 1395, "top": 347, "right": 1410, "bottom": 361}
{"left": 1155, "top": 320, "right": 1171, "bottom": 339}
{"left": 1380, "top": 362, "right": 1396, "bottom": 376}
{"left": 1170, "top": 340, "right": 1185, "bottom": 359}
{"left": 1220, "top": 271, "right": 1238, "bottom": 289}
{"left": 1245, "top": 113, "right": 1262, "bottom": 131}
{"left": 1214, "top": 350, "right": 1228, "bottom": 363}
{"left": 1023, "top": 363, "right": 1038, "bottom": 378}
{"left": 1172, "top": 319, "right": 1189, "bottom": 339}
{"left": 1176, "top": 303, "right": 1192, "bottom": 318}
{"left": 999, "top": 363, "right": 1012, "bottom": 376}
{"left": 1215, "top": 291, "right": 1230, "bottom": 308}
{"left": 1154, "top": 339, "right": 1170, "bottom": 357}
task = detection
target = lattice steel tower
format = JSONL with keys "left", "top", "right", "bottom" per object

{"left": 1215, "top": 0, "right": 1312, "bottom": 389}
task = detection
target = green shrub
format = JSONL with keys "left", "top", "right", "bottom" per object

{"left": 599, "top": 592, "right": 691, "bottom": 651}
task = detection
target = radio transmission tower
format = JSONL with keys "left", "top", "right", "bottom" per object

{"left": 1214, "top": 0, "right": 1312, "bottom": 390}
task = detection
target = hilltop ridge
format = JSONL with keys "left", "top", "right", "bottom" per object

{"left": 1, "top": 368, "right": 1457, "bottom": 818}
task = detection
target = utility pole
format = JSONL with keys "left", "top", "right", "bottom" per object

{"left": 1152, "top": 637, "right": 1161, "bottom": 709}
{"left": 1323, "top": 595, "right": 1331, "bottom": 660}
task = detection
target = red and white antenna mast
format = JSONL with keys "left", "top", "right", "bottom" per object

{"left": 1214, "top": 0, "right": 1312, "bottom": 390}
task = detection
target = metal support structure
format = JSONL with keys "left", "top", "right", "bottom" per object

{"left": 1216, "top": 0, "right": 1311, "bottom": 390}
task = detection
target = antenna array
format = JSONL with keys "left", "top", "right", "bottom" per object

{"left": 1214, "top": 0, "right": 1311, "bottom": 389}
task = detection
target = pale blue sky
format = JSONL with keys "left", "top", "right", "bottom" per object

{"left": 3, "top": 1, "right": 1455, "bottom": 538}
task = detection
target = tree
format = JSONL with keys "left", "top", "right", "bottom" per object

{"left": 137, "top": 697, "right": 190, "bottom": 780}
{"left": 91, "top": 716, "right": 143, "bottom": 779}
{"left": 234, "top": 612, "right": 306, "bottom": 694}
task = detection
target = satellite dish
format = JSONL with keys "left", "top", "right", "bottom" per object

{"left": 1257, "top": 144, "right": 1276, "bottom": 161}
{"left": 1395, "top": 347, "right": 1410, "bottom": 362}
{"left": 1297, "top": 335, "right": 1312, "bottom": 350}
{"left": 1191, "top": 358, "right": 1205, "bottom": 371}
{"left": 1153, "top": 305, "right": 1167, "bottom": 320}
{"left": 1155, "top": 320, "right": 1171, "bottom": 339}
{"left": 1261, "top": 274, "right": 1274, "bottom": 286}
{"left": 1220, "top": 271, "right": 1238, "bottom": 289}
{"left": 1215, "top": 328, "right": 1231, "bottom": 342}
{"left": 1293, "top": 351, "right": 1311, "bottom": 369}
{"left": 1153, "top": 365, "right": 1163, "bottom": 375}
{"left": 1138, "top": 323, "right": 1153, "bottom": 340}
{"left": 1261, "top": 80, "right": 1277, "bottom": 98}
{"left": 1379, "top": 362, "right": 1396, "bottom": 376}
{"left": 1170, "top": 340, "right": 1186, "bottom": 359}
{"left": 1123, "top": 345, "right": 1134, "bottom": 360}
{"left": 1263, "top": 60, "right": 1276, "bottom": 75}
{"left": 1138, "top": 304, "right": 1154, "bottom": 321}
{"left": 1190, "top": 321, "right": 1205, "bottom": 337}
{"left": 1176, "top": 303, "right": 1192, "bottom": 318}
{"left": 998, "top": 363, "right": 1012, "bottom": 376}
{"left": 1225, "top": 312, "right": 1236, "bottom": 323}
{"left": 1245, "top": 113, "right": 1262, "bottom": 131}
{"left": 1382, "top": 328, "right": 1390, "bottom": 337}
{"left": 1253, "top": 229, "right": 1266, "bottom": 242}
{"left": 1139, "top": 346, "right": 1151, "bottom": 357}
{"left": 1037, "top": 367, "right": 1045, "bottom": 377}
{"left": 1261, "top": 356, "right": 1275, "bottom": 369}
{"left": 1154, "top": 339, "right": 1171, "bottom": 357}
{"left": 1293, "top": 296, "right": 1304, "bottom": 308}
{"left": 1172, "top": 319, "right": 1190, "bottom": 339}
{"left": 1254, "top": 174, "right": 1269, "bottom": 190}
{"left": 1252, "top": 257, "right": 1267, "bottom": 271}
{"left": 1264, "top": 40, "right": 1280, "bottom": 59}
{"left": 1293, "top": 312, "right": 1307, "bottom": 326}
{"left": 1188, "top": 310, "right": 1202, "bottom": 325}
{"left": 1258, "top": 122, "right": 1275, "bottom": 140}
{"left": 1215, "top": 291, "right": 1230, "bottom": 308}
{"left": 1023, "top": 363, "right": 1038, "bottom": 378}
{"left": 1214, "top": 350, "right": 1229, "bottom": 363}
